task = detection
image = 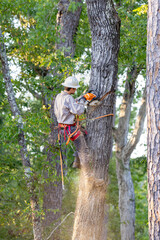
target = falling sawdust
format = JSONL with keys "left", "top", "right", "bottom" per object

{"left": 72, "top": 168, "right": 107, "bottom": 240}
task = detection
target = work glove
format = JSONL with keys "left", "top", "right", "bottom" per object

{"left": 78, "top": 97, "right": 86, "bottom": 104}
{"left": 78, "top": 97, "right": 88, "bottom": 109}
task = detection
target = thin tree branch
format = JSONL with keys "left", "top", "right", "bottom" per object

{"left": 116, "top": 65, "right": 141, "bottom": 147}
{"left": 112, "top": 127, "right": 118, "bottom": 141}
{"left": 20, "top": 82, "right": 42, "bottom": 100}
{"left": 123, "top": 85, "right": 146, "bottom": 158}
{"left": 45, "top": 212, "right": 74, "bottom": 240}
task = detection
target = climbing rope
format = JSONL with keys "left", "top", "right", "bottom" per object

{"left": 58, "top": 133, "right": 64, "bottom": 190}
{"left": 79, "top": 113, "right": 114, "bottom": 122}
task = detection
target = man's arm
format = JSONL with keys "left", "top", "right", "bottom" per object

{"left": 68, "top": 96, "right": 85, "bottom": 116}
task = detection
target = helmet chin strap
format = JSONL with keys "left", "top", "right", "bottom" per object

{"left": 64, "top": 88, "right": 76, "bottom": 95}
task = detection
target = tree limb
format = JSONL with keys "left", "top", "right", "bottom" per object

{"left": 123, "top": 85, "right": 146, "bottom": 158}
{"left": 20, "top": 82, "right": 42, "bottom": 100}
{"left": 56, "top": 0, "right": 83, "bottom": 57}
{"left": 112, "top": 127, "right": 118, "bottom": 142}
{"left": 116, "top": 65, "right": 141, "bottom": 147}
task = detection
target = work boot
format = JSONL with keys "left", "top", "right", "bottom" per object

{"left": 72, "top": 152, "right": 80, "bottom": 169}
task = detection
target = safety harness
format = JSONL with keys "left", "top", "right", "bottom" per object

{"left": 58, "top": 117, "right": 81, "bottom": 146}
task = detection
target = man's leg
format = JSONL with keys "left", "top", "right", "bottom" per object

{"left": 72, "top": 151, "right": 81, "bottom": 168}
{"left": 67, "top": 125, "right": 88, "bottom": 169}
{"left": 72, "top": 132, "right": 90, "bottom": 168}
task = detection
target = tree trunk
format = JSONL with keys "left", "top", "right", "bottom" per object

{"left": 116, "top": 157, "right": 135, "bottom": 240}
{"left": 30, "top": 195, "right": 42, "bottom": 240}
{"left": 72, "top": 1, "right": 120, "bottom": 239}
{"left": 42, "top": 100, "right": 63, "bottom": 231}
{"left": 56, "top": 0, "right": 82, "bottom": 57}
{"left": 42, "top": 0, "right": 83, "bottom": 231}
{"left": 115, "top": 67, "right": 137, "bottom": 240}
{"left": 0, "top": 27, "right": 42, "bottom": 240}
{"left": 147, "top": 0, "right": 160, "bottom": 238}
{"left": 114, "top": 65, "right": 146, "bottom": 240}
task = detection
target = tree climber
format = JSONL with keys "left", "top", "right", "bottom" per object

{"left": 54, "top": 76, "right": 89, "bottom": 168}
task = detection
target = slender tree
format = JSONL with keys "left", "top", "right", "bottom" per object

{"left": 72, "top": 0, "right": 120, "bottom": 239}
{"left": 0, "top": 27, "right": 42, "bottom": 240}
{"left": 111, "top": 1, "right": 147, "bottom": 238}
{"left": 113, "top": 66, "right": 146, "bottom": 239}
{"left": 147, "top": 0, "right": 160, "bottom": 238}
{"left": 42, "top": 0, "right": 83, "bottom": 230}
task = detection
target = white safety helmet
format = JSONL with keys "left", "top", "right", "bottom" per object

{"left": 62, "top": 76, "right": 80, "bottom": 89}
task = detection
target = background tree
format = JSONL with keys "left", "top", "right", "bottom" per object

{"left": 42, "top": 0, "right": 84, "bottom": 232}
{"left": 106, "top": 155, "right": 148, "bottom": 240}
{"left": 112, "top": 1, "right": 147, "bottom": 239}
{"left": 147, "top": 0, "right": 160, "bottom": 239}
{"left": 0, "top": 0, "right": 149, "bottom": 239}
{"left": 0, "top": 28, "right": 42, "bottom": 240}
{"left": 114, "top": 80, "right": 146, "bottom": 240}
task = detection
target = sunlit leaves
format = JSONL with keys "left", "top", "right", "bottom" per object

{"left": 133, "top": 4, "right": 148, "bottom": 15}
{"left": 68, "top": 0, "right": 83, "bottom": 13}
{"left": 118, "top": 0, "right": 147, "bottom": 73}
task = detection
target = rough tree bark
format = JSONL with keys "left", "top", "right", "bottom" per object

{"left": 42, "top": 0, "right": 83, "bottom": 232}
{"left": 0, "top": 28, "right": 42, "bottom": 240}
{"left": 72, "top": 1, "right": 120, "bottom": 239}
{"left": 113, "top": 66, "right": 146, "bottom": 240}
{"left": 56, "top": 0, "right": 82, "bottom": 57}
{"left": 147, "top": 0, "right": 160, "bottom": 239}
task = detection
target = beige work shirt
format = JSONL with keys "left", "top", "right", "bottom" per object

{"left": 54, "top": 91, "right": 85, "bottom": 124}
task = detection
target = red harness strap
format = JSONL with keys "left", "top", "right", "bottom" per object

{"left": 58, "top": 122, "right": 80, "bottom": 144}
{"left": 70, "top": 130, "right": 81, "bottom": 141}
